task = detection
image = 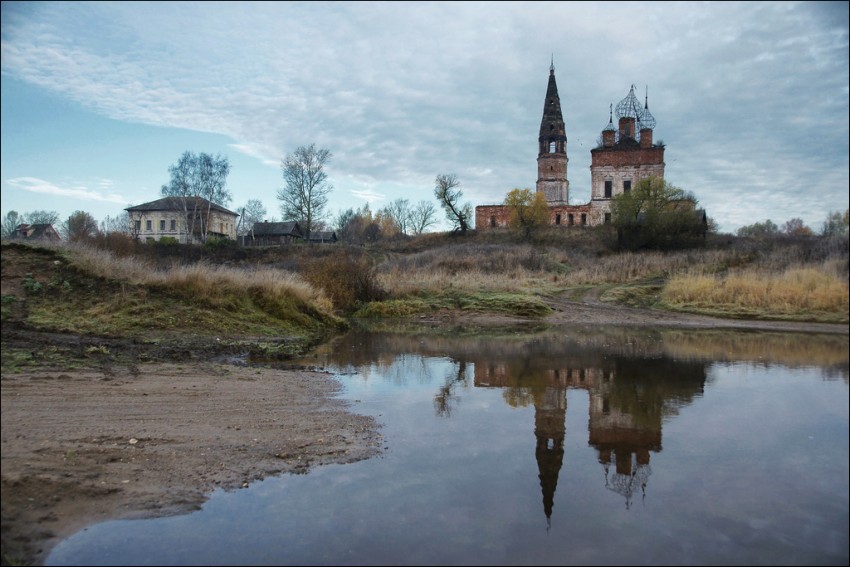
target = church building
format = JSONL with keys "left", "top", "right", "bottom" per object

{"left": 475, "top": 63, "right": 666, "bottom": 229}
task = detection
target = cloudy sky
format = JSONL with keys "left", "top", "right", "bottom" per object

{"left": 2, "top": 1, "right": 848, "bottom": 234}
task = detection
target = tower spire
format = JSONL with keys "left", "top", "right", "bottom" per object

{"left": 536, "top": 62, "right": 569, "bottom": 204}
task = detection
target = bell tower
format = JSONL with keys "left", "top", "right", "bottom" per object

{"left": 536, "top": 58, "right": 569, "bottom": 205}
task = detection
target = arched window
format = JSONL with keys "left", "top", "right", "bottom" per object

{"left": 549, "top": 141, "right": 556, "bottom": 153}
{"left": 490, "top": 216, "right": 496, "bottom": 228}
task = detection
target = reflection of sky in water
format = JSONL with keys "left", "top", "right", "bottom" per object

{"left": 48, "top": 328, "right": 849, "bottom": 566}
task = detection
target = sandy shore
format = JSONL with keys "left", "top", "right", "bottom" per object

{"left": 0, "top": 362, "right": 382, "bottom": 566}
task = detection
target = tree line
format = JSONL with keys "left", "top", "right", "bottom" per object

{"left": 3, "top": 143, "right": 846, "bottom": 247}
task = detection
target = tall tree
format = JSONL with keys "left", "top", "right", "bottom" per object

{"left": 236, "top": 199, "right": 268, "bottom": 236}
{"left": 821, "top": 209, "right": 849, "bottom": 237}
{"left": 2, "top": 210, "right": 21, "bottom": 239}
{"left": 781, "top": 218, "right": 813, "bottom": 237}
{"left": 277, "top": 143, "right": 333, "bottom": 240}
{"left": 62, "top": 211, "right": 99, "bottom": 242}
{"left": 24, "top": 210, "right": 60, "bottom": 225}
{"left": 99, "top": 213, "right": 130, "bottom": 234}
{"left": 434, "top": 174, "right": 472, "bottom": 235}
{"left": 409, "top": 200, "right": 438, "bottom": 235}
{"left": 161, "top": 151, "right": 232, "bottom": 243}
{"left": 612, "top": 176, "right": 705, "bottom": 250}
{"left": 379, "top": 198, "right": 412, "bottom": 235}
{"left": 504, "top": 188, "right": 550, "bottom": 239}
{"left": 736, "top": 220, "right": 779, "bottom": 239}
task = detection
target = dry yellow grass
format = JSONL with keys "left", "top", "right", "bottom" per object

{"left": 662, "top": 264, "right": 849, "bottom": 316}
{"left": 63, "top": 242, "right": 334, "bottom": 314}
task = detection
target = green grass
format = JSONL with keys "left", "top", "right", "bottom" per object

{"left": 354, "top": 291, "right": 552, "bottom": 319}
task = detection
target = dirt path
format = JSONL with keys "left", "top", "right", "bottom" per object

{"left": 1, "top": 361, "right": 382, "bottom": 566}
{"left": 540, "top": 289, "right": 849, "bottom": 334}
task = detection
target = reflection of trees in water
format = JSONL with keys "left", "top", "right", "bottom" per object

{"left": 434, "top": 360, "right": 470, "bottom": 418}
{"left": 305, "top": 326, "right": 847, "bottom": 383}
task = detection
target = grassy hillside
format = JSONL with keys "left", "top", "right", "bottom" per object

{"left": 1, "top": 241, "right": 346, "bottom": 368}
{"left": 3, "top": 227, "right": 848, "bottom": 343}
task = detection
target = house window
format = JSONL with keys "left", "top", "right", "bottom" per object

{"left": 604, "top": 180, "right": 612, "bottom": 198}
{"left": 624, "top": 180, "right": 631, "bottom": 192}
{"left": 135, "top": 220, "right": 141, "bottom": 232}
{"left": 146, "top": 220, "right": 152, "bottom": 231}
{"left": 568, "top": 214, "right": 574, "bottom": 226}
{"left": 581, "top": 213, "right": 587, "bottom": 226}
{"left": 604, "top": 213, "right": 611, "bottom": 224}
{"left": 160, "top": 220, "right": 165, "bottom": 231}
{"left": 170, "top": 219, "right": 176, "bottom": 231}
{"left": 555, "top": 214, "right": 561, "bottom": 225}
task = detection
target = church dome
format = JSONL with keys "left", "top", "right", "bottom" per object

{"left": 615, "top": 85, "right": 642, "bottom": 120}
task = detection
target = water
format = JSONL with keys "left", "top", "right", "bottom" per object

{"left": 48, "top": 324, "right": 849, "bottom": 566}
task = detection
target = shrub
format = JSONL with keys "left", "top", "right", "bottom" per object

{"left": 303, "top": 251, "right": 386, "bottom": 312}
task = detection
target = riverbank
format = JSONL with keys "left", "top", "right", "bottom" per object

{"left": 1, "top": 359, "right": 382, "bottom": 567}
{"left": 3, "top": 302, "right": 847, "bottom": 567}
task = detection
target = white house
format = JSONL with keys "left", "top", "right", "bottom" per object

{"left": 126, "top": 197, "right": 239, "bottom": 243}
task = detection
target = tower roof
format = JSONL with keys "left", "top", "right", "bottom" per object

{"left": 615, "top": 84, "right": 642, "bottom": 120}
{"left": 641, "top": 87, "right": 656, "bottom": 130}
{"left": 603, "top": 103, "right": 616, "bottom": 132}
{"left": 539, "top": 64, "right": 566, "bottom": 139}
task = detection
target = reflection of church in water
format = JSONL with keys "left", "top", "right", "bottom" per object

{"left": 474, "top": 355, "right": 706, "bottom": 521}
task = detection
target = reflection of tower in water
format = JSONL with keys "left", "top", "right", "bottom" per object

{"left": 474, "top": 349, "right": 707, "bottom": 521}
{"left": 534, "top": 384, "right": 567, "bottom": 524}
{"left": 599, "top": 449, "right": 651, "bottom": 509}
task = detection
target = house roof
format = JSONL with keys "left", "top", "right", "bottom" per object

{"left": 250, "top": 221, "right": 303, "bottom": 237}
{"left": 126, "top": 197, "right": 238, "bottom": 217}
{"left": 16, "top": 223, "right": 60, "bottom": 240}
{"left": 308, "top": 231, "right": 338, "bottom": 241}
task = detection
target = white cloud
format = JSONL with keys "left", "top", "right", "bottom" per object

{"left": 1, "top": 1, "right": 847, "bottom": 232}
{"left": 7, "top": 177, "right": 128, "bottom": 204}
{"left": 350, "top": 189, "right": 386, "bottom": 204}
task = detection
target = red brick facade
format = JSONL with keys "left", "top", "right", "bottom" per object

{"left": 475, "top": 76, "right": 666, "bottom": 231}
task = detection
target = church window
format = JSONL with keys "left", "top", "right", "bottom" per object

{"left": 581, "top": 213, "right": 587, "bottom": 226}
{"left": 624, "top": 180, "right": 631, "bottom": 192}
{"left": 604, "top": 180, "right": 612, "bottom": 198}
{"left": 549, "top": 141, "right": 556, "bottom": 153}
{"left": 490, "top": 216, "right": 496, "bottom": 228}
{"left": 568, "top": 214, "right": 574, "bottom": 226}
{"left": 555, "top": 214, "right": 561, "bottom": 225}
{"left": 604, "top": 213, "right": 611, "bottom": 224}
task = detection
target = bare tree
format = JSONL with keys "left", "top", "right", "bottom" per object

{"left": 434, "top": 174, "right": 472, "bottom": 235}
{"left": 161, "top": 151, "right": 232, "bottom": 243}
{"left": 409, "top": 200, "right": 438, "bottom": 235}
{"left": 379, "top": 198, "right": 411, "bottom": 235}
{"left": 100, "top": 213, "right": 130, "bottom": 234}
{"left": 2, "top": 210, "right": 21, "bottom": 239}
{"left": 236, "top": 199, "right": 268, "bottom": 237}
{"left": 781, "top": 218, "right": 813, "bottom": 236}
{"left": 821, "top": 209, "right": 849, "bottom": 237}
{"left": 24, "top": 210, "right": 60, "bottom": 225}
{"left": 277, "top": 144, "right": 333, "bottom": 240}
